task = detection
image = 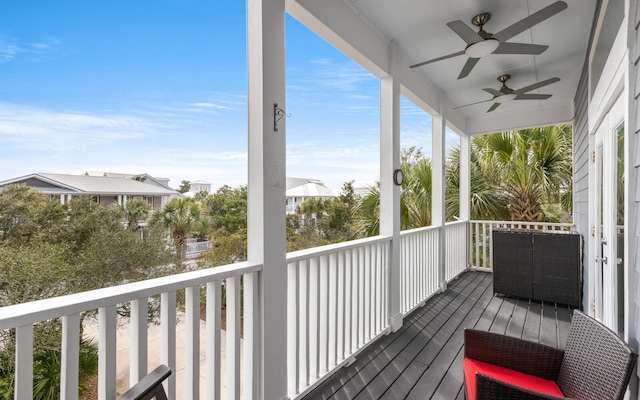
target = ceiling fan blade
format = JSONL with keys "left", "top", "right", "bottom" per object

{"left": 515, "top": 77, "right": 560, "bottom": 94}
{"left": 487, "top": 103, "right": 501, "bottom": 112}
{"left": 482, "top": 88, "right": 503, "bottom": 97}
{"left": 458, "top": 57, "right": 480, "bottom": 79}
{"left": 515, "top": 94, "right": 552, "bottom": 100}
{"left": 446, "top": 20, "right": 484, "bottom": 45}
{"left": 493, "top": 42, "right": 548, "bottom": 55}
{"left": 453, "top": 98, "right": 492, "bottom": 109}
{"left": 410, "top": 50, "right": 466, "bottom": 68}
{"left": 493, "top": 1, "right": 568, "bottom": 42}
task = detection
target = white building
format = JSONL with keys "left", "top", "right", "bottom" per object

{"left": 285, "top": 177, "right": 336, "bottom": 214}
{"left": 0, "top": 172, "right": 181, "bottom": 209}
{"left": 189, "top": 180, "right": 212, "bottom": 194}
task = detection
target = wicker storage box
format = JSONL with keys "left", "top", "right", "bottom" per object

{"left": 492, "top": 229, "right": 582, "bottom": 308}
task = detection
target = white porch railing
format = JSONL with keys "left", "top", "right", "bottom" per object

{"left": 445, "top": 220, "right": 469, "bottom": 281}
{"left": 286, "top": 236, "right": 391, "bottom": 397}
{"left": 0, "top": 222, "right": 479, "bottom": 400}
{"left": 399, "top": 226, "right": 440, "bottom": 315}
{"left": 185, "top": 239, "right": 213, "bottom": 258}
{"left": 470, "top": 220, "right": 575, "bottom": 269}
{"left": 0, "top": 261, "right": 262, "bottom": 400}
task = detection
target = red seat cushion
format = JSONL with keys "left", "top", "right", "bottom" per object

{"left": 464, "top": 357, "right": 563, "bottom": 400}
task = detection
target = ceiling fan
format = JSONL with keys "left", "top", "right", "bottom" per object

{"left": 455, "top": 74, "right": 560, "bottom": 112}
{"left": 410, "top": 1, "right": 567, "bottom": 79}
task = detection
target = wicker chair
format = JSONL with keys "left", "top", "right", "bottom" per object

{"left": 118, "top": 364, "right": 171, "bottom": 400}
{"left": 464, "top": 310, "right": 637, "bottom": 400}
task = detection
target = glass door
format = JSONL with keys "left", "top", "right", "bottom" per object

{"left": 592, "top": 95, "right": 624, "bottom": 335}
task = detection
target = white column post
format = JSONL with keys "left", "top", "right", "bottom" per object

{"left": 459, "top": 134, "right": 470, "bottom": 221}
{"left": 380, "top": 41, "right": 403, "bottom": 332}
{"left": 247, "top": 0, "right": 287, "bottom": 398}
{"left": 432, "top": 103, "right": 447, "bottom": 291}
{"left": 460, "top": 134, "right": 471, "bottom": 269}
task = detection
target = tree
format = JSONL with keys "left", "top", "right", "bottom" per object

{"left": 199, "top": 186, "right": 248, "bottom": 267}
{"left": 122, "top": 198, "right": 151, "bottom": 232}
{"left": 178, "top": 180, "right": 191, "bottom": 194}
{"left": 470, "top": 124, "right": 572, "bottom": 222}
{"left": 0, "top": 185, "right": 174, "bottom": 399}
{"left": 353, "top": 148, "right": 433, "bottom": 238}
{"left": 445, "top": 144, "right": 510, "bottom": 221}
{"left": 202, "top": 185, "right": 248, "bottom": 234}
{"left": 0, "top": 184, "right": 65, "bottom": 245}
{"left": 150, "top": 197, "right": 206, "bottom": 260}
{"left": 132, "top": 175, "right": 147, "bottom": 182}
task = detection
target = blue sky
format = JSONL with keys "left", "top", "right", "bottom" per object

{"left": 0, "top": 1, "right": 447, "bottom": 191}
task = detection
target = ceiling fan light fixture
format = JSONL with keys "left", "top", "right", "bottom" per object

{"left": 464, "top": 39, "right": 499, "bottom": 58}
{"left": 495, "top": 93, "right": 517, "bottom": 103}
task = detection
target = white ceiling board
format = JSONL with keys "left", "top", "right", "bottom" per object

{"left": 290, "top": 0, "right": 598, "bottom": 133}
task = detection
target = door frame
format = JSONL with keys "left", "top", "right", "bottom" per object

{"left": 590, "top": 94, "right": 624, "bottom": 331}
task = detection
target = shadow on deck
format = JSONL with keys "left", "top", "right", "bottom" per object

{"left": 303, "top": 270, "right": 574, "bottom": 400}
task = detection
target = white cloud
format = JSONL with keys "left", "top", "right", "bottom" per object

{"left": 190, "top": 102, "right": 232, "bottom": 110}
{"left": 0, "top": 37, "right": 60, "bottom": 63}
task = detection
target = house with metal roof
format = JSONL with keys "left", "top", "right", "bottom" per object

{"left": 285, "top": 177, "right": 337, "bottom": 214}
{"left": 0, "top": 173, "right": 182, "bottom": 209}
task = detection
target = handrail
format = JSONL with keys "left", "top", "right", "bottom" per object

{"left": 286, "top": 235, "right": 392, "bottom": 263}
{"left": 0, "top": 261, "right": 262, "bottom": 329}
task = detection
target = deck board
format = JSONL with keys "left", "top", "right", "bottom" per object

{"left": 302, "top": 271, "right": 575, "bottom": 400}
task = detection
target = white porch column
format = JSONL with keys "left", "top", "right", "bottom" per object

{"left": 459, "top": 134, "right": 470, "bottom": 221}
{"left": 460, "top": 134, "right": 471, "bottom": 269}
{"left": 432, "top": 103, "right": 447, "bottom": 291}
{"left": 380, "top": 42, "right": 403, "bottom": 332}
{"left": 247, "top": 0, "right": 287, "bottom": 399}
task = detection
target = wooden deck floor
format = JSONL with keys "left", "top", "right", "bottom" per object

{"left": 302, "top": 270, "right": 574, "bottom": 400}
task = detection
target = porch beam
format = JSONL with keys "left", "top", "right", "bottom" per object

{"left": 380, "top": 41, "right": 402, "bottom": 332}
{"left": 247, "top": 0, "right": 287, "bottom": 399}
{"left": 432, "top": 100, "right": 446, "bottom": 291}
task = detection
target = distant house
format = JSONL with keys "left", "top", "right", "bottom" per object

{"left": 285, "top": 177, "right": 336, "bottom": 215}
{"left": 0, "top": 173, "right": 181, "bottom": 209}
{"left": 189, "top": 180, "right": 212, "bottom": 194}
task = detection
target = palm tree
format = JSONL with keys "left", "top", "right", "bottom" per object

{"left": 150, "top": 197, "right": 206, "bottom": 260}
{"left": 402, "top": 155, "right": 432, "bottom": 228}
{"left": 122, "top": 198, "right": 151, "bottom": 232}
{"left": 446, "top": 144, "right": 510, "bottom": 221}
{"left": 471, "top": 124, "right": 572, "bottom": 222}
{"left": 353, "top": 148, "right": 433, "bottom": 237}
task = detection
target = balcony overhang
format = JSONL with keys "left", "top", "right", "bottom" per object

{"left": 287, "top": 0, "right": 597, "bottom": 133}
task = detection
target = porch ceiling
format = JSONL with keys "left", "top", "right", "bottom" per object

{"left": 288, "top": 0, "right": 598, "bottom": 135}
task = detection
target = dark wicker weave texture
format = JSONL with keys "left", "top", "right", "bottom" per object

{"left": 464, "top": 310, "right": 637, "bottom": 400}
{"left": 532, "top": 233, "right": 581, "bottom": 306}
{"left": 492, "top": 230, "right": 533, "bottom": 299}
{"left": 557, "top": 311, "right": 636, "bottom": 400}
{"left": 464, "top": 329, "right": 563, "bottom": 380}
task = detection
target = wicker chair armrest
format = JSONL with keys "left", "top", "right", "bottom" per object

{"left": 475, "top": 373, "right": 572, "bottom": 400}
{"left": 118, "top": 364, "right": 171, "bottom": 400}
{"left": 465, "top": 329, "right": 564, "bottom": 380}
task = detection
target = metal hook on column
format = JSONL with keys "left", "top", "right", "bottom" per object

{"left": 274, "top": 103, "right": 290, "bottom": 132}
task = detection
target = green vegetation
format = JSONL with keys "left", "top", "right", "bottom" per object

{"left": 149, "top": 197, "right": 206, "bottom": 260}
{"left": 0, "top": 124, "right": 572, "bottom": 397}
{"left": 0, "top": 184, "right": 175, "bottom": 398}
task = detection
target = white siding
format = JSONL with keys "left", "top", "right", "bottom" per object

{"left": 574, "top": 63, "right": 590, "bottom": 312}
